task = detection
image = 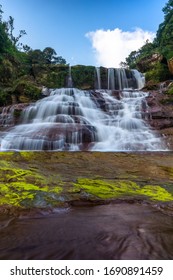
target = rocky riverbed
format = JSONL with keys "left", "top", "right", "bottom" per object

{"left": 0, "top": 151, "right": 173, "bottom": 259}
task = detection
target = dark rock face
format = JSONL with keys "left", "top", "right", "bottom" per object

{"left": 0, "top": 103, "right": 29, "bottom": 127}
{"left": 144, "top": 89, "right": 173, "bottom": 149}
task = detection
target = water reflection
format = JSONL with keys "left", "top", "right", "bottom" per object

{"left": 0, "top": 203, "right": 173, "bottom": 259}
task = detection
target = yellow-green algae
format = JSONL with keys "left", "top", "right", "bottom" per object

{"left": 74, "top": 178, "right": 173, "bottom": 202}
{"left": 1, "top": 151, "right": 173, "bottom": 208}
{"left": 0, "top": 164, "right": 63, "bottom": 207}
{"left": 0, "top": 180, "right": 63, "bottom": 207}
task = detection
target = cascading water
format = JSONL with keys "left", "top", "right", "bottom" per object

{"left": 95, "top": 67, "right": 101, "bottom": 89}
{"left": 132, "top": 69, "right": 145, "bottom": 89}
{"left": 95, "top": 67, "right": 145, "bottom": 90}
{"left": 0, "top": 86, "right": 167, "bottom": 151}
{"left": 108, "top": 68, "right": 115, "bottom": 89}
{"left": 67, "top": 65, "right": 73, "bottom": 88}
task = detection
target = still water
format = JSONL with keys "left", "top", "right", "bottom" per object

{"left": 0, "top": 203, "right": 173, "bottom": 260}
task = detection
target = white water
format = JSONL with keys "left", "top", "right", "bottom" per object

{"left": 132, "top": 69, "right": 145, "bottom": 89}
{"left": 95, "top": 67, "right": 101, "bottom": 89}
{"left": 95, "top": 67, "right": 145, "bottom": 90}
{"left": 67, "top": 65, "right": 73, "bottom": 88}
{"left": 0, "top": 88, "right": 166, "bottom": 151}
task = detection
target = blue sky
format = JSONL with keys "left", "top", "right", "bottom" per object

{"left": 0, "top": 0, "right": 168, "bottom": 67}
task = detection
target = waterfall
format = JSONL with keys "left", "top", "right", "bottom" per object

{"left": 0, "top": 87, "right": 167, "bottom": 151}
{"left": 132, "top": 69, "right": 145, "bottom": 89}
{"left": 67, "top": 65, "right": 73, "bottom": 88}
{"left": 108, "top": 68, "right": 115, "bottom": 90}
{"left": 116, "top": 68, "right": 129, "bottom": 89}
{"left": 95, "top": 67, "right": 145, "bottom": 90}
{"left": 95, "top": 67, "right": 101, "bottom": 89}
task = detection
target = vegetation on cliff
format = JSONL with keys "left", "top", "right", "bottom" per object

{"left": 0, "top": 4, "right": 68, "bottom": 105}
{"left": 124, "top": 0, "right": 173, "bottom": 83}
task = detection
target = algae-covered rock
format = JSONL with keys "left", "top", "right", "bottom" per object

{"left": 0, "top": 161, "right": 63, "bottom": 208}
{"left": 0, "top": 152, "right": 173, "bottom": 212}
{"left": 74, "top": 178, "right": 173, "bottom": 201}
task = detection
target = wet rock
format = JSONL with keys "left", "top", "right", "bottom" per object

{"left": 0, "top": 103, "right": 29, "bottom": 127}
{"left": 0, "top": 151, "right": 173, "bottom": 211}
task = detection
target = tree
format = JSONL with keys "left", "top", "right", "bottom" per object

{"left": 162, "top": 0, "right": 173, "bottom": 16}
{"left": 43, "top": 47, "right": 66, "bottom": 64}
{"left": 119, "top": 61, "right": 128, "bottom": 68}
{"left": 22, "top": 44, "right": 31, "bottom": 53}
{"left": 0, "top": 7, "right": 14, "bottom": 58}
{"left": 27, "top": 48, "right": 66, "bottom": 65}
{"left": 125, "top": 50, "right": 140, "bottom": 69}
{"left": 28, "top": 49, "right": 45, "bottom": 64}
{"left": 52, "top": 55, "right": 66, "bottom": 65}
{"left": 124, "top": 40, "right": 157, "bottom": 72}
{"left": 5, "top": 16, "right": 26, "bottom": 47}
{"left": 154, "top": 0, "right": 173, "bottom": 59}
{"left": 43, "top": 47, "right": 57, "bottom": 64}
{"left": 0, "top": 4, "right": 3, "bottom": 22}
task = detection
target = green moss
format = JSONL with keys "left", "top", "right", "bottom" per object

{"left": 0, "top": 180, "right": 62, "bottom": 207}
{"left": 0, "top": 182, "right": 36, "bottom": 206}
{"left": 0, "top": 164, "right": 63, "bottom": 207}
{"left": 0, "top": 183, "right": 9, "bottom": 193}
{"left": 0, "top": 160, "right": 10, "bottom": 168}
{"left": 74, "top": 178, "right": 173, "bottom": 201}
{"left": 1, "top": 152, "right": 173, "bottom": 208}
{"left": 140, "top": 185, "right": 173, "bottom": 201}
{"left": 50, "top": 186, "right": 63, "bottom": 193}
{"left": 13, "top": 79, "right": 41, "bottom": 102}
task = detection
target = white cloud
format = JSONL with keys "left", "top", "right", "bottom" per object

{"left": 86, "top": 28, "right": 155, "bottom": 67}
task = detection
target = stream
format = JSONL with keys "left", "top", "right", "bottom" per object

{"left": 0, "top": 202, "right": 173, "bottom": 260}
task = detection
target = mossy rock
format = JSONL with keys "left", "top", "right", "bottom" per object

{"left": 1, "top": 151, "right": 173, "bottom": 210}
{"left": 166, "top": 83, "right": 173, "bottom": 95}
{"left": 0, "top": 59, "right": 17, "bottom": 85}
{"left": 145, "top": 62, "right": 172, "bottom": 83}
{"left": 74, "top": 178, "right": 173, "bottom": 202}
{"left": 13, "top": 79, "right": 41, "bottom": 102}
{"left": 71, "top": 65, "right": 95, "bottom": 89}
{"left": 0, "top": 165, "right": 63, "bottom": 208}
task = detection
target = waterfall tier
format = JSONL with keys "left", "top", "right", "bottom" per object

{"left": 95, "top": 67, "right": 145, "bottom": 90}
{"left": 0, "top": 88, "right": 166, "bottom": 151}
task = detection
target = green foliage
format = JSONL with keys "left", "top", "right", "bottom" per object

{"left": 125, "top": 50, "right": 139, "bottom": 69}
{"left": 0, "top": 4, "right": 67, "bottom": 105}
{"left": 43, "top": 47, "right": 57, "bottom": 64}
{"left": 72, "top": 65, "right": 95, "bottom": 89}
{"left": 13, "top": 79, "right": 41, "bottom": 101}
{"left": 0, "top": 88, "right": 11, "bottom": 106}
{"left": 45, "top": 70, "right": 66, "bottom": 88}
{"left": 124, "top": 0, "right": 173, "bottom": 82}
{"left": 156, "top": 11, "right": 173, "bottom": 59}
{"left": 125, "top": 41, "right": 157, "bottom": 71}
{"left": 28, "top": 48, "right": 66, "bottom": 66}
{"left": 6, "top": 16, "right": 27, "bottom": 47}
{"left": 145, "top": 62, "right": 171, "bottom": 83}
{"left": 167, "top": 83, "right": 173, "bottom": 94}
{"left": 162, "top": 0, "right": 173, "bottom": 16}
{"left": 0, "top": 59, "right": 17, "bottom": 85}
{"left": 28, "top": 49, "right": 45, "bottom": 65}
{"left": 42, "top": 47, "right": 66, "bottom": 64}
